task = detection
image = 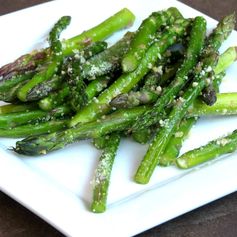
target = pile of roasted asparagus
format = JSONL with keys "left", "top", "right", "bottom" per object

{"left": 0, "top": 7, "right": 237, "bottom": 213}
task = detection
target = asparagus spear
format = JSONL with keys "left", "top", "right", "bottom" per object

{"left": 188, "top": 93, "right": 237, "bottom": 117}
{"left": 38, "top": 86, "right": 70, "bottom": 111}
{"left": 0, "top": 103, "right": 37, "bottom": 114}
{"left": 110, "top": 45, "right": 185, "bottom": 109}
{"left": 13, "top": 90, "right": 237, "bottom": 155}
{"left": 122, "top": 7, "right": 183, "bottom": 72}
{"left": 69, "top": 19, "right": 190, "bottom": 127}
{"left": 111, "top": 46, "right": 237, "bottom": 109}
{"left": 0, "top": 15, "right": 68, "bottom": 86}
{"left": 14, "top": 106, "right": 147, "bottom": 155}
{"left": 132, "top": 128, "right": 153, "bottom": 144}
{"left": 0, "top": 105, "right": 71, "bottom": 129}
{"left": 93, "top": 136, "right": 108, "bottom": 149}
{"left": 159, "top": 73, "right": 225, "bottom": 166}
{"left": 0, "top": 80, "right": 27, "bottom": 102}
{"left": 176, "top": 129, "right": 237, "bottom": 169}
{"left": 134, "top": 91, "right": 237, "bottom": 160}
{"left": 0, "top": 52, "right": 46, "bottom": 100}
{"left": 16, "top": 9, "right": 135, "bottom": 102}
{"left": 91, "top": 133, "right": 120, "bottom": 213}
{"left": 110, "top": 90, "right": 159, "bottom": 108}
{"left": 16, "top": 16, "right": 71, "bottom": 102}
{"left": 160, "top": 46, "right": 237, "bottom": 166}
{"left": 61, "top": 8, "right": 135, "bottom": 56}
{"left": 199, "top": 72, "right": 225, "bottom": 105}
{"left": 24, "top": 74, "right": 62, "bottom": 101}
{"left": 134, "top": 13, "right": 236, "bottom": 184}
{"left": 39, "top": 75, "right": 111, "bottom": 111}
{"left": 27, "top": 41, "right": 108, "bottom": 101}
{"left": 66, "top": 58, "right": 88, "bottom": 111}
{"left": 132, "top": 16, "right": 207, "bottom": 131}
{"left": 0, "top": 72, "right": 34, "bottom": 94}
{"left": 80, "top": 31, "right": 134, "bottom": 80}
{"left": 0, "top": 71, "right": 35, "bottom": 103}
{"left": 159, "top": 72, "right": 225, "bottom": 167}
{"left": 85, "top": 75, "right": 113, "bottom": 99}
{"left": 49, "top": 16, "right": 71, "bottom": 54}
{"left": 214, "top": 46, "right": 237, "bottom": 74}
{"left": 0, "top": 51, "right": 46, "bottom": 79}
{"left": 201, "top": 46, "right": 237, "bottom": 105}
{"left": 63, "top": 40, "right": 108, "bottom": 66}
{"left": 159, "top": 117, "right": 197, "bottom": 166}
{"left": 198, "top": 13, "right": 236, "bottom": 105}
{"left": 110, "top": 61, "right": 181, "bottom": 108}
{"left": 17, "top": 56, "right": 63, "bottom": 102}
{"left": 66, "top": 41, "right": 109, "bottom": 111}
{"left": 27, "top": 36, "right": 122, "bottom": 103}
{"left": 0, "top": 120, "right": 67, "bottom": 138}
{"left": 135, "top": 54, "right": 219, "bottom": 184}
{"left": 0, "top": 8, "right": 135, "bottom": 79}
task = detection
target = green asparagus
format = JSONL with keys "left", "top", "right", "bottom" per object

{"left": 188, "top": 93, "right": 237, "bottom": 117}
{"left": 91, "top": 133, "right": 120, "bottom": 213}
{"left": 16, "top": 16, "right": 72, "bottom": 102}
{"left": 159, "top": 117, "right": 197, "bottom": 166}
{"left": 214, "top": 46, "right": 237, "bottom": 75}
{"left": 66, "top": 59, "right": 88, "bottom": 111}
{"left": 159, "top": 73, "right": 226, "bottom": 167}
{"left": 0, "top": 103, "right": 37, "bottom": 114}
{"left": 176, "top": 129, "right": 237, "bottom": 169}
{"left": 14, "top": 106, "right": 147, "bottom": 155}
{"left": 0, "top": 120, "right": 67, "bottom": 138}
{"left": 25, "top": 74, "right": 62, "bottom": 101}
{"left": 13, "top": 89, "right": 237, "bottom": 155}
{"left": 16, "top": 9, "right": 135, "bottom": 102}
{"left": 39, "top": 75, "right": 111, "bottom": 111}
{"left": 69, "top": 19, "right": 190, "bottom": 127}
{"left": 27, "top": 41, "right": 108, "bottom": 102}
{"left": 0, "top": 105, "right": 70, "bottom": 128}
{"left": 161, "top": 46, "right": 237, "bottom": 166}
{"left": 134, "top": 53, "right": 219, "bottom": 184}
{"left": 132, "top": 16, "right": 207, "bottom": 130}
{"left": 17, "top": 59, "right": 63, "bottom": 102}
{"left": 38, "top": 86, "right": 70, "bottom": 111}
{"left": 134, "top": 13, "right": 235, "bottom": 184}
{"left": 132, "top": 128, "right": 153, "bottom": 144}
{"left": 122, "top": 7, "right": 183, "bottom": 72}
{"left": 80, "top": 31, "right": 134, "bottom": 80}
{"left": 0, "top": 79, "right": 30, "bottom": 102}
{"left": 110, "top": 61, "right": 181, "bottom": 108}
{"left": 49, "top": 16, "right": 71, "bottom": 54}
{"left": 0, "top": 72, "right": 34, "bottom": 94}
{"left": 0, "top": 9, "right": 236, "bottom": 215}
{"left": 61, "top": 8, "right": 135, "bottom": 57}
{"left": 111, "top": 46, "right": 237, "bottom": 109}
{"left": 201, "top": 46, "right": 237, "bottom": 105}
{"left": 93, "top": 136, "right": 108, "bottom": 149}
{"left": 0, "top": 8, "right": 135, "bottom": 103}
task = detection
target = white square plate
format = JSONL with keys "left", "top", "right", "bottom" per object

{"left": 0, "top": 0, "right": 237, "bottom": 236}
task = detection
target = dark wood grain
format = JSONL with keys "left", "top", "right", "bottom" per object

{"left": 0, "top": 1, "right": 236, "bottom": 237}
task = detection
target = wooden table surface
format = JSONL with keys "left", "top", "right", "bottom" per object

{"left": 0, "top": 1, "right": 237, "bottom": 236}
